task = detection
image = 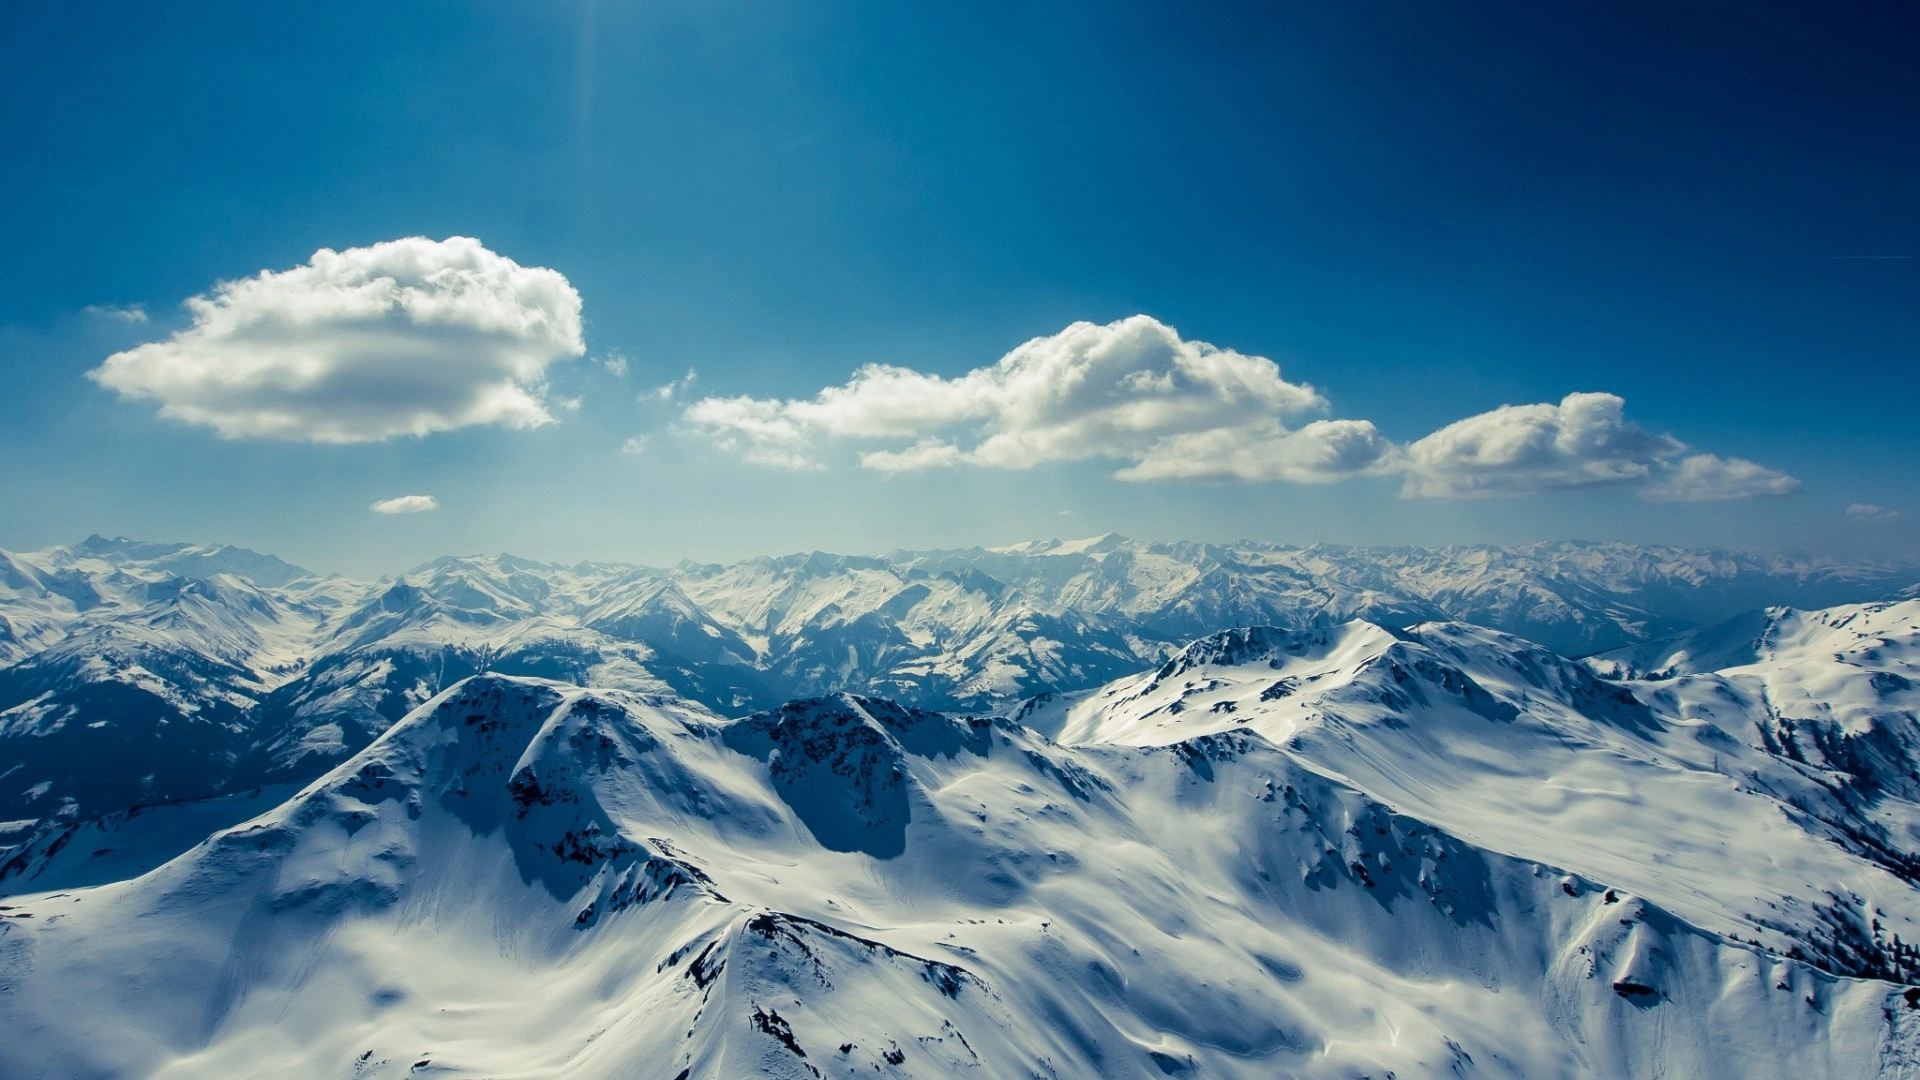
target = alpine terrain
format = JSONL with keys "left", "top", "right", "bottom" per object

{"left": 3, "top": 536, "right": 1920, "bottom": 1078}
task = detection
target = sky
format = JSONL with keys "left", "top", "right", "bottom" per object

{"left": 0, "top": 0, "right": 1915, "bottom": 577}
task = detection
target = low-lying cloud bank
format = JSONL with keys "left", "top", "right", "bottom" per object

{"left": 683, "top": 315, "right": 1797, "bottom": 502}
{"left": 89, "top": 237, "right": 583, "bottom": 443}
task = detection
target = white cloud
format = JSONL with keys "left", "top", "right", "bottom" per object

{"left": 88, "top": 236, "right": 584, "bottom": 443}
{"left": 83, "top": 303, "right": 149, "bottom": 324}
{"left": 1115, "top": 418, "right": 1394, "bottom": 483}
{"left": 861, "top": 438, "right": 966, "bottom": 472}
{"left": 682, "top": 318, "right": 1798, "bottom": 503}
{"left": 1846, "top": 502, "right": 1903, "bottom": 523}
{"left": 621, "top": 435, "right": 650, "bottom": 455}
{"left": 600, "top": 352, "right": 629, "bottom": 378}
{"left": 649, "top": 369, "right": 699, "bottom": 403}
{"left": 370, "top": 494, "right": 439, "bottom": 514}
{"left": 1641, "top": 453, "right": 1801, "bottom": 502}
{"left": 1398, "top": 392, "right": 1797, "bottom": 501}
{"left": 1401, "top": 393, "right": 1682, "bottom": 497}
{"left": 683, "top": 315, "right": 1385, "bottom": 481}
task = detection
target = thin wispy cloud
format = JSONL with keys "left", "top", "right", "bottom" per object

{"left": 1640, "top": 452, "right": 1801, "bottom": 502}
{"left": 648, "top": 369, "right": 698, "bottom": 403}
{"left": 82, "top": 303, "right": 149, "bottom": 324}
{"left": 682, "top": 316, "right": 1799, "bottom": 502}
{"left": 370, "top": 494, "right": 439, "bottom": 514}
{"left": 88, "top": 236, "right": 585, "bottom": 443}
{"left": 1847, "top": 503, "right": 1903, "bottom": 523}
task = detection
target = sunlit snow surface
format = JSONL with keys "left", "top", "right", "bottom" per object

{"left": 2, "top": 534, "right": 1909, "bottom": 842}
{"left": 6, "top": 540, "right": 1920, "bottom": 1076}
{"left": 1, "top": 603, "right": 1919, "bottom": 1075}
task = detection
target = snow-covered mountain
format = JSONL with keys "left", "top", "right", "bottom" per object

{"left": 5, "top": 533, "right": 1920, "bottom": 1075}
{"left": 1027, "top": 603, "right": 1920, "bottom": 982}
{"left": 6, "top": 669, "right": 1918, "bottom": 1078}
{"left": 0, "top": 534, "right": 1911, "bottom": 851}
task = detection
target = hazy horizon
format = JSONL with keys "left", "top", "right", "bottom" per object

{"left": 10, "top": 527, "right": 1916, "bottom": 584}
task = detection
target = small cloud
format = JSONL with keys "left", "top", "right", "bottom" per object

{"left": 862, "top": 438, "right": 966, "bottom": 473}
{"left": 1847, "top": 502, "right": 1904, "bottom": 523}
{"left": 1057, "top": 509, "right": 1073, "bottom": 516}
{"left": 649, "top": 368, "right": 699, "bottom": 403}
{"left": 83, "top": 303, "right": 149, "bottom": 324}
{"left": 553, "top": 395, "right": 583, "bottom": 412}
{"left": 600, "top": 352, "right": 629, "bottom": 378}
{"left": 621, "top": 435, "right": 649, "bottom": 455}
{"left": 370, "top": 494, "right": 439, "bottom": 514}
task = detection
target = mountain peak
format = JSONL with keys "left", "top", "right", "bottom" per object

{"left": 986, "top": 532, "right": 1133, "bottom": 556}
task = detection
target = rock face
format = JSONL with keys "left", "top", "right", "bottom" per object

{"left": 5, "top": 671, "right": 1919, "bottom": 1079}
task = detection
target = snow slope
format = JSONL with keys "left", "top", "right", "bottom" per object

{"left": 2, "top": 534, "right": 1919, "bottom": 1078}
{"left": 6, "top": 674, "right": 1916, "bottom": 1079}
{"left": 1044, "top": 611, "right": 1920, "bottom": 983}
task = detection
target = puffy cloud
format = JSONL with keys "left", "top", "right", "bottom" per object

{"left": 1399, "top": 392, "right": 1798, "bottom": 501}
{"left": 370, "top": 494, "right": 439, "bottom": 514}
{"left": 621, "top": 435, "right": 650, "bottom": 455}
{"left": 1846, "top": 502, "right": 1903, "bottom": 523}
{"left": 1641, "top": 453, "right": 1800, "bottom": 502}
{"left": 684, "top": 318, "right": 1798, "bottom": 503}
{"left": 683, "top": 315, "right": 1387, "bottom": 481}
{"left": 1401, "top": 393, "right": 1685, "bottom": 497}
{"left": 88, "top": 236, "right": 584, "bottom": 443}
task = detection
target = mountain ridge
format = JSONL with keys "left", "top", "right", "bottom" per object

{"left": 7, "top": 668, "right": 1917, "bottom": 1078}
{"left": 2, "top": 535, "right": 1914, "bottom": 864}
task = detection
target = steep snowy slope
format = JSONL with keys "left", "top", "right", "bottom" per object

{"left": 5, "top": 675, "right": 1914, "bottom": 1079}
{"left": 1042, "top": 616, "right": 1920, "bottom": 983}
{"left": 0, "top": 572, "right": 334, "bottom": 837}
{"left": 1583, "top": 601, "right": 1920, "bottom": 814}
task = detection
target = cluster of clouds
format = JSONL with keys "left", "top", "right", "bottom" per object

{"left": 82, "top": 238, "right": 1809, "bottom": 506}
{"left": 88, "top": 236, "right": 584, "bottom": 443}
{"left": 682, "top": 315, "right": 1799, "bottom": 502}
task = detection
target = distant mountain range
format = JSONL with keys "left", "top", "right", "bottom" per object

{"left": 1, "top": 533, "right": 1912, "bottom": 846}
{"left": 5, "top": 533, "right": 1920, "bottom": 1075}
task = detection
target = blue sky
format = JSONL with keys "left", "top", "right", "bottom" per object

{"left": 1, "top": 1, "right": 1914, "bottom": 575}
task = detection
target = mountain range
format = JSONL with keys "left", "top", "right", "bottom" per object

{"left": 4, "top": 535, "right": 1920, "bottom": 1077}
